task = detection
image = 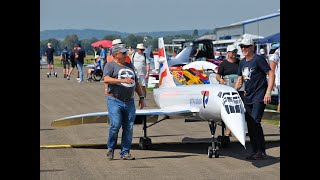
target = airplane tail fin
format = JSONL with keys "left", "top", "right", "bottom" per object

{"left": 157, "top": 37, "right": 176, "bottom": 88}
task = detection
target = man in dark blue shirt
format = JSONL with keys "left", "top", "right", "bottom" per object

{"left": 75, "top": 44, "right": 86, "bottom": 83}
{"left": 45, "top": 43, "right": 56, "bottom": 77}
{"left": 60, "top": 46, "right": 70, "bottom": 78}
{"left": 236, "top": 38, "right": 275, "bottom": 160}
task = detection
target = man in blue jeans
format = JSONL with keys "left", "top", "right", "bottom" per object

{"left": 235, "top": 38, "right": 275, "bottom": 160}
{"left": 103, "top": 43, "right": 145, "bottom": 160}
{"left": 75, "top": 44, "right": 86, "bottom": 83}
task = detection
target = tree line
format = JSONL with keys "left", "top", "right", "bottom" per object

{"left": 40, "top": 29, "right": 210, "bottom": 55}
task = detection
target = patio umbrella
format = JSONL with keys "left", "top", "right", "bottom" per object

{"left": 91, "top": 40, "right": 112, "bottom": 48}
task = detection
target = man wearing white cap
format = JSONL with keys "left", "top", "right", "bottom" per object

{"left": 103, "top": 43, "right": 145, "bottom": 160}
{"left": 216, "top": 44, "right": 244, "bottom": 137}
{"left": 235, "top": 38, "right": 275, "bottom": 160}
{"left": 131, "top": 43, "right": 150, "bottom": 101}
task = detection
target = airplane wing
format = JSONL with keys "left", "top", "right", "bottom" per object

{"left": 51, "top": 107, "right": 200, "bottom": 127}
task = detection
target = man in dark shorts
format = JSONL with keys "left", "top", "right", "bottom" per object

{"left": 67, "top": 46, "right": 78, "bottom": 80}
{"left": 60, "top": 46, "right": 70, "bottom": 78}
{"left": 45, "top": 43, "right": 56, "bottom": 77}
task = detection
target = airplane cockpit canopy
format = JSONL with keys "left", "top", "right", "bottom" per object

{"left": 218, "top": 92, "right": 245, "bottom": 114}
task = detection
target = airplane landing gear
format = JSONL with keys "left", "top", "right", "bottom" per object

{"left": 139, "top": 116, "right": 152, "bottom": 150}
{"left": 208, "top": 121, "right": 220, "bottom": 158}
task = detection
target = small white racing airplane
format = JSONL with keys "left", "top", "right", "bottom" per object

{"left": 52, "top": 37, "right": 248, "bottom": 158}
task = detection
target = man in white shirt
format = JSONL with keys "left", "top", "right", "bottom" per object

{"left": 131, "top": 43, "right": 150, "bottom": 101}
{"left": 270, "top": 47, "right": 280, "bottom": 112}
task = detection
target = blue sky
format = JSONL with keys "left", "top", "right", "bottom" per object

{"left": 40, "top": 0, "right": 280, "bottom": 33}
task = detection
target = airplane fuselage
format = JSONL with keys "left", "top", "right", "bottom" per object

{"left": 153, "top": 84, "right": 242, "bottom": 121}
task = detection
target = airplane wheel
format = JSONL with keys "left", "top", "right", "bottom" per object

{"left": 93, "top": 70, "right": 103, "bottom": 81}
{"left": 208, "top": 146, "right": 213, "bottom": 158}
{"left": 139, "top": 137, "right": 152, "bottom": 150}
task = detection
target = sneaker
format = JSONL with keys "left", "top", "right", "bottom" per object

{"left": 120, "top": 151, "right": 135, "bottom": 160}
{"left": 246, "top": 152, "right": 257, "bottom": 160}
{"left": 67, "top": 76, "right": 70, "bottom": 80}
{"left": 76, "top": 78, "right": 80, "bottom": 81}
{"left": 107, "top": 150, "right": 114, "bottom": 160}
{"left": 251, "top": 152, "right": 266, "bottom": 160}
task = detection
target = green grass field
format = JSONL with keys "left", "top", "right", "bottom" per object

{"left": 41, "top": 55, "right": 95, "bottom": 67}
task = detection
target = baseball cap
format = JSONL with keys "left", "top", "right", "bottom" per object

{"left": 112, "top": 44, "right": 127, "bottom": 54}
{"left": 47, "top": 43, "right": 51, "bottom": 46}
{"left": 239, "top": 38, "right": 254, "bottom": 46}
{"left": 227, "top": 45, "right": 237, "bottom": 52}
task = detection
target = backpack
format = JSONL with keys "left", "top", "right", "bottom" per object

{"left": 61, "top": 50, "right": 69, "bottom": 61}
{"left": 131, "top": 52, "right": 147, "bottom": 64}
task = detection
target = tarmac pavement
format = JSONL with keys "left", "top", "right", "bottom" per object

{"left": 40, "top": 67, "right": 280, "bottom": 180}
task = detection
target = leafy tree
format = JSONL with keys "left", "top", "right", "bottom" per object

{"left": 193, "top": 29, "right": 199, "bottom": 36}
{"left": 103, "top": 35, "right": 121, "bottom": 41}
{"left": 63, "top": 34, "right": 79, "bottom": 50}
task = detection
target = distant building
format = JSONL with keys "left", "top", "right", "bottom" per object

{"left": 214, "top": 10, "right": 280, "bottom": 40}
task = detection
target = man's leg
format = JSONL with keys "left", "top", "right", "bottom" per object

{"left": 76, "top": 63, "right": 83, "bottom": 82}
{"left": 244, "top": 104, "right": 258, "bottom": 155}
{"left": 106, "top": 96, "right": 123, "bottom": 159}
{"left": 120, "top": 98, "right": 136, "bottom": 159}
{"left": 251, "top": 102, "right": 267, "bottom": 155}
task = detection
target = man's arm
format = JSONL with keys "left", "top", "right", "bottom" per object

{"left": 135, "top": 83, "right": 145, "bottom": 109}
{"left": 270, "top": 61, "right": 277, "bottom": 89}
{"left": 216, "top": 74, "right": 226, "bottom": 84}
{"left": 264, "top": 69, "right": 275, "bottom": 104}
{"left": 145, "top": 63, "right": 150, "bottom": 78}
{"left": 235, "top": 76, "right": 243, "bottom": 90}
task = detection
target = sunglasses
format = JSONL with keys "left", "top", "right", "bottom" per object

{"left": 240, "top": 45, "right": 252, "bottom": 49}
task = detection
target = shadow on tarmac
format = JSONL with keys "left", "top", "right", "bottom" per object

{"left": 67, "top": 139, "right": 279, "bottom": 168}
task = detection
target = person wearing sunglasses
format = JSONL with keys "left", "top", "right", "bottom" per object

{"left": 216, "top": 44, "right": 244, "bottom": 137}
{"left": 235, "top": 38, "right": 275, "bottom": 160}
{"left": 103, "top": 43, "right": 145, "bottom": 160}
